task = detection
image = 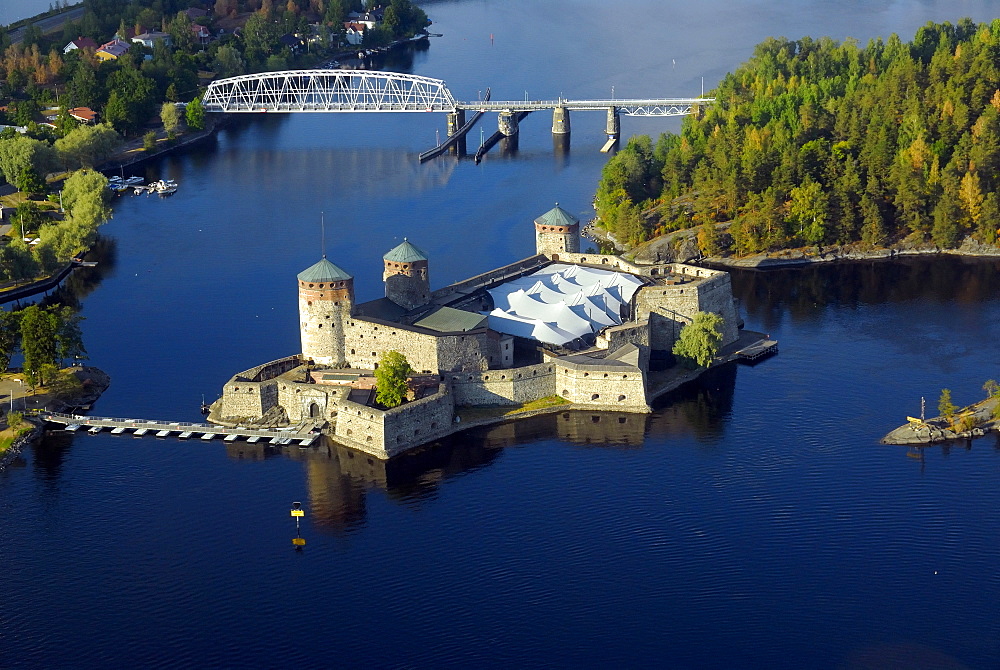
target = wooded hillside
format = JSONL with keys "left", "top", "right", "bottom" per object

{"left": 595, "top": 19, "right": 1000, "bottom": 254}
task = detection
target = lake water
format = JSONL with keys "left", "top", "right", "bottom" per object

{"left": 4, "top": 1, "right": 1000, "bottom": 667}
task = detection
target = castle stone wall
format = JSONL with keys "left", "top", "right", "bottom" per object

{"left": 429, "top": 255, "right": 549, "bottom": 303}
{"left": 218, "top": 379, "right": 278, "bottom": 420}
{"left": 553, "top": 359, "right": 649, "bottom": 411}
{"left": 278, "top": 381, "right": 345, "bottom": 423}
{"left": 333, "top": 384, "right": 455, "bottom": 459}
{"left": 451, "top": 362, "right": 556, "bottom": 406}
{"left": 344, "top": 318, "right": 494, "bottom": 373}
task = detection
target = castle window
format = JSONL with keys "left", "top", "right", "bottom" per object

{"left": 318, "top": 324, "right": 323, "bottom": 328}
{"left": 604, "top": 373, "right": 609, "bottom": 378}
{"left": 591, "top": 416, "right": 600, "bottom": 423}
{"left": 325, "top": 315, "right": 329, "bottom": 319}
{"left": 430, "top": 422, "right": 437, "bottom": 429}
{"left": 583, "top": 372, "right": 589, "bottom": 377}
{"left": 618, "top": 395, "right": 626, "bottom": 401}
{"left": 623, "top": 374, "right": 628, "bottom": 379}
{"left": 414, "top": 429, "right": 419, "bottom": 435}
{"left": 562, "top": 389, "right": 568, "bottom": 396}
{"left": 307, "top": 301, "right": 312, "bottom": 306}
{"left": 334, "top": 302, "right": 339, "bottom": 306}
{"left": 484, "top": 376, "right": 489, "bottom": 380}
{"left": 309, "top": 284, "right": 314, "bottom": 288}
{"left": 501, "top": 375, "right": 506, "bottom": 380}
{"left": 347, "top": 429, "right": 352, "bottom": 435}
{"left": 320, "top": 294, "right": 324, "bottom": 298}
{"left": 618, "top": 417, "right": 627, "bottom": 424}
{"left": 319, "top": 284, "right": 324, "bottom": 289}
{"left": 367, "top": 458, "right": 374, "bottom": 466}
{"left": 591, "top": 393, "right": 600, "bottom": 400}
{"left": 366, "top": 436, "right": 373, "bottom": 442}
{"left": 372, "top": 352, "right": 376, "bottom": 357}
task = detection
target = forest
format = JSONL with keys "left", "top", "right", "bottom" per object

{"left": 594, "top": 19, "right": 1000, "bottom": 255}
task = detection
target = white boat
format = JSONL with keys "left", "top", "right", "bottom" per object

{"left": 125, "top": 176, "right": 145, "bottom": 185}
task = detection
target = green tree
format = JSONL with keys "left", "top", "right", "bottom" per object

{"left": 161, "top": 102, "right": 180, "bottom": 136}
{"left": 983, "top": 379, "right": 999, "bottom": 399}
{"left": 374, "top": 350, "right": 413, "bottom": 408}
{"left": 938, "top": 388, "right": 957, "bottom": 424}
{"left": 185, "top": 96, "right": 205, "bottom": 130}
{"left": 19, "top": 305, "right": 59, "bottom": 389}
{"left": 143, "top": 131, "right": 158, "bottom": 151}
{"left": 213, "top": 44, "right": 246, "bottom": 78}
{"left": 696, "top": 222, "right": 721, "bottom": 257}
{"left": 672, "top": 312, "right": 724, "bottom": 369}
{"left": 0, "top": 311, "right": 21, "bottom": 374}
{"left": 0, "top": 135, "right": 58, "bottom": 186}
{"left": 54, "top": 123, "right": 122, "bottom": 169}
{"left": 54, "top": 306, "right": 86, "bottom": 366}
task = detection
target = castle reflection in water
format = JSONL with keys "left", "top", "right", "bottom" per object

{"left": 222, "top": 364, "right": 738, "bottom": 531}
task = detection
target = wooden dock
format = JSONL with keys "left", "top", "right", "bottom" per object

{"left": 38, "top": 411, "right": 320, "bottom": 447}
{"left": 735, "top": 339, "right": 778, "bottom": 362}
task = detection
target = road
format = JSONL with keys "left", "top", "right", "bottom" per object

{"left": 7, "top": 5, "right": 85, "bottom": 44}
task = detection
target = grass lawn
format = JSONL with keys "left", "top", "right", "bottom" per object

{"left": 455, "top": 395, "right": 570, "bottom": 423}
{"left": 0, "top": 419, "right": 31, "bottom": 456}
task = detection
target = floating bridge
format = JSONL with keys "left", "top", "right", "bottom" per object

{"left": 201, "top": 70, "right": 714, "bottom": 158}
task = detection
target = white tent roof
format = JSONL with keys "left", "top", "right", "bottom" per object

{"left": 485, "top": 263, "right": 645, "bottom": 345}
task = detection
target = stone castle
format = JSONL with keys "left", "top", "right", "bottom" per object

{"left": 211, "top": 205, "right": 742, "bottom": 459}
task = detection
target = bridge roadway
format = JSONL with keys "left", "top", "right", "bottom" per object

{"left": 457, "top": 98, "right": 709, "bottom": 116}
{"left": 38, "top": 411, "right": 321, "bottom": 446}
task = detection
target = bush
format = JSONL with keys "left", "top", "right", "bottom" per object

{"left": 143, "top": 131, "right": 158, "bottom": 152}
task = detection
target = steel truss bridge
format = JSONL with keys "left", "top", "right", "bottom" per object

{"left": 201, "top": 70, "right": 711, "bottom": 116}
{"left": 201, "top": 70, "right": 713, "bottom": 159}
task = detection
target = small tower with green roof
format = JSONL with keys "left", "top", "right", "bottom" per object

{"left": 534, "top": 203, "right": 580, "bottom": 257}
{"left": 383, "top": 238, "right": 430, "bottom": 310}
{"left": 298, "top": 257, "right": 354, "bottom": 367}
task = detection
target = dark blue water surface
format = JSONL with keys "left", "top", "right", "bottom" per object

{"left": 4, "top": 1, "right": 1000, "bottom": 667}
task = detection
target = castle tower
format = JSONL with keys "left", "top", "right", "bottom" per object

{"left": 534, "top": 203, "right": 580, "bottom": 257}
{"left": 298, "top": 257, "right": 354, "bottom": 367}
{"left": 382, "top": 238, "right": 430, "bottom": 311}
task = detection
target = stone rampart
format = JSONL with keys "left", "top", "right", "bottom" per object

{"left": 233, "top": 355, "right": 303, "bottom": 382}
{"left": 552, "top": 358, "right": 649, "bottom": 411}
{"left": 635, "top": 271, "right": 739, "bottom": 350}
{"left": 596, "top": 321, "right": 649, "bottom": 353}
{"left": 278, "top": 381, "right": 345, "bottom": 423}
{"left": 344, "top": 317, "right": 495, "bottom": 373}
{"left": 333, "top": 383, "right": 456, "bottom": 459}
{"left": 429, "top": 255, "right": 549, "bottom": 302}
{"left": 450, "top": 362, "right": 556, "bottom": 406}
{"left": 219, "top": 379, "right": 278, "bottom": 420}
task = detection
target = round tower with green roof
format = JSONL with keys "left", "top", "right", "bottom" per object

{"left": 298, "top": 257, "right": 354, "bottom": 366}
{"left": 383, "top": 238, "right": 430, "bottom": 311}
{"left": 534, "top": 203, "right": 580, "bottom": 257}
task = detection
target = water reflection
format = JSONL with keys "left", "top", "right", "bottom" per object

{"left": 729, "top": 257, "right": 1000, "bottom": 329}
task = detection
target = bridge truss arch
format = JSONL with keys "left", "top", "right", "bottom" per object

{"left": 201, "top": 70, "right": 458, "bottom": 113}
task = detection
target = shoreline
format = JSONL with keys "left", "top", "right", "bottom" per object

{"left": 584, "top": 222, "right": 1000, "bottom": 270}
{"left": 881, "top": 397, "right": 999, "bottom": 446}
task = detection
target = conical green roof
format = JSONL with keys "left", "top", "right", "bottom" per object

{"left": 297, "top": 257, "right": 352, "bottom": 282}
{"left": 534, "top": 203, "right": 579, "bottom": 227}
{"left": 383, "top": 238, "right": 428, "bottom": 263}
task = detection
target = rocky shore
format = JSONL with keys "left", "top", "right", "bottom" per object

{"left": 584, "top": 220, "right": 1000, "bottom": 269}
{"left": 881, "top": 397, "right": 999, "bottom": 445}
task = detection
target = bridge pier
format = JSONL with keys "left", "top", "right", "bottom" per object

{"left": 447, "top": 109, "right": 466, "bottom": 156}
{"left": 499, "top": 109, "right": 519, "bottom": 136}
{"left": 552, "top": 106, "right": 571, "bottom": 135}
{"left": 606, "top": 107, "right": 620, "bottom": 140}
{"left": 601, "top": 107, "right": 620, "bottom": 153}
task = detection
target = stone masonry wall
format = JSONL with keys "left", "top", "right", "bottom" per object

{"left": 552, "top": 359, "right": 649, "bottom": 411}
{"left": 634, "top": 272, "right": 739, "bottom": 351}
{"left": 219, "top": 379, "right": 278, "bottom": 420}
{"left": 450, "top": 362, "right": 556, "bottom": 406}
{"left": 277, "top": 381, "right": 346, "bottom": 423}
{"left": 333, "top": 384, "right": 456, "bottom": 459}
{"left": 344, "top": 318, "right": 494, "bottom": 373}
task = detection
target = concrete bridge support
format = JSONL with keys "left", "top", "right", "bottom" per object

{"left": 499, "top": 109, "right": 519, "bottom": 136}
{"left": 552, "top": 106, "right": 571, "bottom": 135}
{"left": 606, "top": 107, "right": 620, "bottom": 140}
{"left": 447, "top": 109, "right": 466, "bottom": 156}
